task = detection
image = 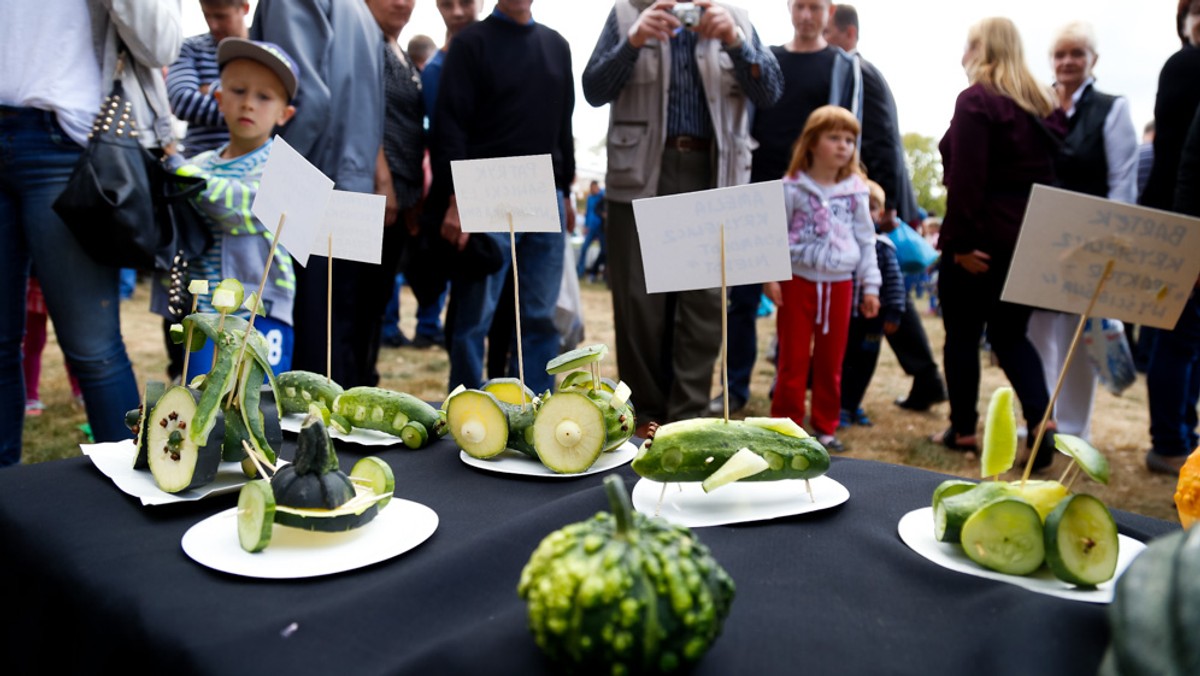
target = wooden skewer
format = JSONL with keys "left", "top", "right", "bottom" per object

{"left": 508, "top": 213, "right": 528, "bottom": 409}
{"left": 805, "top": 478, "right": 814, "bottom": 503}
{"left": 720, "top": 224, "right": 729, "bottom": 423}
{"left": 240, "top": 440, "right": 271, "bottom": 480}
{"left": 1021, "top": 259, "right": 1115, "bottom": 487}
{"left": 229, "top": 214, "right": 286, "bottom": 408}
{"left": 656, "top": 481, "right": 668, "bottom": 517}
{"left": 181, "top": 294, "right": 201, "bottom": 384}
{"left": 326, "top": 233, "right": 333, "bottom": 383}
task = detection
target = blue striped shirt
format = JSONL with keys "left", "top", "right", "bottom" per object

{"left": 167, "top": 33, "right": 228, "bottom": 157}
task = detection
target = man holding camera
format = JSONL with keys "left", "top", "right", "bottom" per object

{"left": 582, "top": 0, "right": 782, "bottom": 432}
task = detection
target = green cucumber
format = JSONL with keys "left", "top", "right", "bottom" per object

{"left": 1044, "top": 493, "right": 1119, "bottom": 586}
{"left": 277, "top": 370, "right": 344, "bottom": 416}
{"left": 631, "top": 417, "right": 831, "bottom": 483}
{"left": 334, "top": 386, "right": 446, "bottom": 448}
{"left": 545, "top": 343, "right": 608, "bottom": 374}
{"left": 960, "top": 497, "right": 1045, "bottom": 576}
{"left": 531, "top": 391, "right": 607, "bottom": 473}
{"left": 583, "top": 387, "right": 635, "bottom": 452}
{"left": 238, "top": 479, "right": 275, "bottom": 553}
{"left": 145, "top": 386, "right": 224, "bottom": 493}
{"left": 933, "top": 481, "right": 1011, "bottom": 543}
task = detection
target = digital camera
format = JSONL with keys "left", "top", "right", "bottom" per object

{"left": 672, "top": 2, "right": 704, "bottom": 27}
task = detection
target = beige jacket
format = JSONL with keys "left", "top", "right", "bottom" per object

{"left": 604, "top": 1, "right": 755, "bottom": 203}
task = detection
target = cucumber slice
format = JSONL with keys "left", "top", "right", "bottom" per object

{"left": 1044, "top": 493, "right": 1119, "bottom": 586}
{"left": 743, "top": 417, "right": 809, "bottom": 439}
{"left": 609, "top": 381, "right": 632, "bottom": 409}
{"left": 532, "top": 391, "right": 606, "bottom": 473}
{"left": 1054, "top": 434, "right": 1111, "bottom": 485}
{"left": 482, "top": 377, "right": 536, "bottom": 406}
{"left": 558, "top": 370, "right": 594, "bottom": 391}
{"left": 187, "top": 279, "right": 209, "bottom": 296}
{"left": 545, "top": 344, "right": 608, "bottom": 375}
{"left": 934, "top": 481, "right": 1009, "bottom": 543}
{"left": 238, "top": 480, "right": 275, "bottom": 553}
{"left": 212, "top": 278, "right": 245, "bottom": 314}
{"left": 1006, "top": 479, "right": 1069, "bottom": 521}
{"left": 981, "top": 386, "right": 1016, "bottom": 477}
{"left": 351, "top": 456, "right": 395, "bottom": 510}
{"left": 145, "top": 386, "right": 224, "bottom": 493}
{"left": 931, "top": 479, "right": 977, "bottom": 510}
{"left": 701, "top": 447, "right": 770, "bottom": 493}
{"left": 447, "top": 390, "right": 509, "bottom": 459}
{"left": 960, "top": 498, "right": 1045, "bottom": 576}
{"left": 330, "top": 412, "right": 353, "bottom": 435}
{"left": 399, "top": 421, "right": 428, "bottom": 449}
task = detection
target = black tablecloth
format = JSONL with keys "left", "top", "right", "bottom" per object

{"left": 0, "top": 437, "right": 1176, "bottom": 676}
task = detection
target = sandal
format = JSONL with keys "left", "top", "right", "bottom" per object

{"left": 932, "top": 427, "right": 977, "bottom": 453}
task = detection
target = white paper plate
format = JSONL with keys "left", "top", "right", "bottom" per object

{"left": 281, "top": 412, "right": 404, "bottom": 447}
{"left": 182, "top": 498, "right": 438, "bottom": 579}
{"left": 631, "top": 475, "right": 850, "bottom": 528}
{"left": 82, "top": 440, "right": 251, "bottom": 506}
{"left": 897, "top": 507, "right": 1146, "bottom": 603}
{"left": 458, "top": 441, "right": 637, "bottom": 477}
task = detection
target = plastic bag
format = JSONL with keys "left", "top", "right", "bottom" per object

{"left": 887, "top": 222, "right": 939, "bottom": 274}
{"left": 1083, "top": 318, "right": 1136, "bottom": 396}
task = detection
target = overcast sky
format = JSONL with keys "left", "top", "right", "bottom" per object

{"left": 184, "top": 0, "right": 1183, "bottom": 176}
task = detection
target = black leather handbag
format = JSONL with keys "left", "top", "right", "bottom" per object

{"left": 53, "top": 58, "right": 211, "bottom": 271}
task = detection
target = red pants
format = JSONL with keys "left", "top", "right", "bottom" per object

{"left": 771, "top": 277, "right": 852, "bottom": 436}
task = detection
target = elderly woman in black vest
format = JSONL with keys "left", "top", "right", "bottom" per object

{"left": 1026, "top": 21, "right": 1138, "bottom": 444}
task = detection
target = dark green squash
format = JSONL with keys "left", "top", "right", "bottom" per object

{"left": 517, "top": 475, "right": 735, "bottom": 674}
{"left": 270, "top": 417, "right": 355, "bottom": 511}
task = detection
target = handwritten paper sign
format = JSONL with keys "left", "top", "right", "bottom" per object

{"left": 632, "top": 182, "right": 791, "bottom": 294}
{"left": 251, "top": 136, "right": 334, "bottom": 268}
{"left": 450, "top": 155, "right": 561, "bottom": 233}
{"left": 311, "top": 190, "right": 385, "bottom": 265}
{"left": 1002, "top": 185, "right": 1200, "bottom": 329}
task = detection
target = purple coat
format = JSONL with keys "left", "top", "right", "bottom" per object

{"left": 938, "top": 83, "right": 1063, "bottom": 261}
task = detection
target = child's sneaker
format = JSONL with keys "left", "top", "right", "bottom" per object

{"left": 25, "top": 399, "right": 46, "bottom": 416}
{"left": 817, "top": 434, "right": 845, "bottom": 453}
{"left": 852, "top": 408, "right": 872, "bottom": 426}
{"left": 838, "top": 409, "right": 853, "bottom": 428}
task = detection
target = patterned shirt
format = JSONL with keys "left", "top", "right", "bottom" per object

{"left": 167, "top": 33, "right": 228, "bottom": 156}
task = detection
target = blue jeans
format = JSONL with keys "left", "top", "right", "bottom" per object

{"left": 576, "top": 224, "right": 605, "bottom": 278}
{"left": 1147, "top": 291, "right": 1200, "bottom": 456}
{"left": 383, "top": 273, "right": 445, "bottom": 341}
{"left": 0, "top": 107, "right": 139, "bottom": 465}
{"left": 449, "top": 228, "right": 564, "bottom": 394}
{"left": 723, "top": 283, "right": 761, "bottom": 405}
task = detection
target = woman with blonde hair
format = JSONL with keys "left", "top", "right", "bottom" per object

{"left": 1026, "top": 21, "right": 1138, "bottom": 446}
{"left": 932, "top": 17, "right": 1064, "bottom": 471}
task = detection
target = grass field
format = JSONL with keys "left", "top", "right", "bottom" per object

{"left": 21, "top": 278, "right": 1183, "bottom": 523}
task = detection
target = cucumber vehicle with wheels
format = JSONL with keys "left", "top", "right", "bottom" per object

{"left": 334, "top": 386, "right": 446, "bottom": 449}
{"left": 632, "top": 417, "right": 831, "bottom": 483}
{"left": 277, "top": 370, "right": 344, "bottom": 416}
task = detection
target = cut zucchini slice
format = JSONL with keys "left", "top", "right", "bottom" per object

{"left": 1054, "top": 434, "right": 1111, "bottom": 485}
{"left": 743, "top": 417, "right": 809, "bottom": 439}
{"left": 532, "top": 391, "right": 606, "bottom": 473}
{"left": 447, "top": 389, "right": 509, "bottom": 459}
{"left": 701, "top": 447, "right": 770, "bottom": 493}
{"left": 351, "top": 456, "right": 395, "bottom": 510}
{"left": 238, "top": 480, "right": 275, "bottom": 553}
{"left": 981, "top": 387, "right": 1016, "bottom": 477}
{"left": 482, "top": 378, "right": 536, "bottom": 406}
{"left": 1044, "top": 493, "right": 1119, "bottom": 586}
{"left": 960, "top": 498, "right": 1045, "bottom": 576}
{"left": 145, "top": 386, "right": 223, "bottom": 493}
{"left": 545, "top": 343, "right": 608, "bottom": 374}
{"left": 399, "top": 421, "right": 428, "bottom": 450}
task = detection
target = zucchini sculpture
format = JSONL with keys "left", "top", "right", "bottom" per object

{"left": 518, "top": 475, "right": 735, "bottom": 673}
{"left": 238, "top": 415, "right": 395, "bottom": 552}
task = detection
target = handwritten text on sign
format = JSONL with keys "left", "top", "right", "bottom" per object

{"left": 633, "top": 182, "right": 791, "bottom": 294}
{"left": 312, "top": 190, "right": 385, "bottom": 265}
{"left": 251, "top": 136, "right": 334, "bottom": 268}
{"left": 1001, "top": 185, "right": 1200, "bottom": 330}
{"left": 450, "top": 155, "right": 560, "bottom": 233}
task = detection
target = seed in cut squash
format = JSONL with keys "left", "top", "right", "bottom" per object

{"left": 351, "top": 456, "right": 395, "bottom": 510}
{"left": 532, "top": 391, "right": 606, "bottom": 473}
{"left": 960, "top": 498, "right": 1045, "bottom": 576}
{"left": 981, "top": 387, "right": 1016, "bottom": 477}
{"left": 447, "top": 390, "right": 510, "bottom": 458}
{"left": 702, "top": 447, "right": 770, "bottom": 493}
{"left": 545, "top": 343, "right": 608, "bottom": 374}
{"left": 238, "top": 479, "right": 275, "bottom": 553}
{"left": 1044, "top": 493, "right": 1119, "bottom": 586}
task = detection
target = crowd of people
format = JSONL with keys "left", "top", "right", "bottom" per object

{"left": 2, "top": 0, "right": 1199, "bottom": 481}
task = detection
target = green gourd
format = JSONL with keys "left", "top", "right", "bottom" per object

{"left": 518, "top": 475, "right": 735, "bottom": 674}
{"left": 270, "top": 417, "right": 355, "bottom": 512}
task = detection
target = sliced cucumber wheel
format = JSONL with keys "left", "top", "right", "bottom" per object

{"left": 351, "top": 456, "right": 395, "bottom": 510}
{"left": 960, "top": 498, "right": 1045, "bottom": 576}
{"left": 532, "top": 391, "right": 606, "bottom": 473}
{"left": 145, "top": 386, "right": 224, "bottom": 493}
{"left": 1044, "top": 493, "right": 1119, "bottom": 586}
{"left": 399, "top": 421, "right": 428, "bottom": 450}
{"left": 934, "top": 481, "right": 1009, "bottom": 543}
{"left": 447, "top": 389, "right": 509, "bottom": 459}
{"left": 545, "top": 343, "right": 608, "bottom": 374}
{"left": 238, "top": 479, "right": 275, "bottom": 553}
{"left": 702, "top": 447, "right": 770, "bottom": 493}
{"left": 1054, "top": 434, "right": 1111, "bottom": 485}
{"left": 482, "top": 378, "right": 536, "bottom": 406}
{"left": 981, "top": 387, "right": 1016, "bottom": 477}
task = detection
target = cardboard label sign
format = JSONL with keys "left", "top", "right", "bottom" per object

{"left": 1002, "top": 185, "right": 1200, "bottom": 330}
{"left": 632, "top": 182, "right": 791, "bottom": 294}
{"left": 251, "top": 136, "right": 334, "bottom": 268}
{"left": 311, "top": 190, "right": 385, "bottom": 265}
{"left": 450, "top": 155, "right": 561, "bottom": 233}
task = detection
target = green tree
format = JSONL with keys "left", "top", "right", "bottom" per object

{"left": 903, "top": 132, "right": 947, "bottom": 218}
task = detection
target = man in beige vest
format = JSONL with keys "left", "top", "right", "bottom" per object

{"left": 583, "top": 0, "right": 782, "bottom": 432}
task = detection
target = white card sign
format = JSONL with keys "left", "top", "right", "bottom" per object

{"left": 450, "top": 155, "right": 561, "bottom": 233}
{"left": 311, "top": 190, "right": 385, "bottom": 265}
{"left": 632, "top": 182, "right": 791, "bottom": 294}
{"left": 251, "top": 136, "right": 335, "bottom": 268}
{"left": 1002, "top": 185, "right": 1200, "bottom": 330}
